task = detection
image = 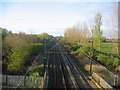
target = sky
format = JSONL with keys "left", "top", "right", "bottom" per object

{"left": 0, "top": 0, "right": 118, "bottom": 37}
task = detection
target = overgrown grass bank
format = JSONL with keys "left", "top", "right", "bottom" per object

{"left": 64, "top": 41, "right": 120, "bottom": 71}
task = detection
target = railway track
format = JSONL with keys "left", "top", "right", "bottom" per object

{"left": 59, "top": 44, "right": 92, "bottom": 88}
{"left": 46, "top": 41, "right": 98, "bottom": 88}
{"left": 47, "top": 46, "right": 66, "bottom": 88}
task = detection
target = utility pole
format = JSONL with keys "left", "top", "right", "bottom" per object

{"left": 89, "top": 42, "right": 93, "bottom": 76}
{"left": 89, "top": 29, "right": 94, "bottom": 76}
{"left": 44, "top": 38, "right": 46, "bottom": 70}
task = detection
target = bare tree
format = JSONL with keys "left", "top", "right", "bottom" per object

{"left": 64, "top": 23, "right": 90, "bottom": 45}
{"left": 64, "top": 26, "right": 80, "bottom": 42}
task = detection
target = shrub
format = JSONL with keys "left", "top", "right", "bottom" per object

{"left": 71, "top": 43, "right": 80, "bottom": 51}
{"left": 29, "top": 43, "right": 43, "bottom": 56}
{"left": 113, "top": 58, "right": 120, "bottom": 67}
{"left": 77, "top": 46, "right": 99, "bottom": 60}
{"left": 7, "top": 42, "right": 30, "bottom": 72}
{"left": 27, "top": 64, "right": 45, "bottom": 77}
{"left": 97, "top": 54, "right": 120, "bottom": 69}
{"left": 65, "top": 42, "right": 81, "bottom": 51}
{"left": 4, "top": 34, "right": 43, "bottom": 72}
{"left": 77, "top": 46, "right": 92, "bottom": 56}
{"left": 7, "top": 43, "right": 43, "bottom": 72}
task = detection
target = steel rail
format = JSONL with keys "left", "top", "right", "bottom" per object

{"left": 57, "top": 52, "right": 67, "bottom": 88}
{"left": 60, "top": 42, "right": 112, "bottom": 88}
{"left": 59, "top": 45, "right": 79, "bottom": 88}
{"left": 46, "top": 45, "right": 67, "bottom": 88}
{"left": 64, "top": 52, "right": 91, "bottom": 88}
{"left": 54, "top": 47, "right": 57, "bottom": 88}
{"left": 59, "top": 44, "right": 91, "bottom": 88}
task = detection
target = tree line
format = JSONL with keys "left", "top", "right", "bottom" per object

{"left": 1, "top": 28, "right": 52, "bottom": 74}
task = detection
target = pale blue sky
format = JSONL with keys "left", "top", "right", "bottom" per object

{"left": 0, "top": 1, "right": 116, "bottom": 37}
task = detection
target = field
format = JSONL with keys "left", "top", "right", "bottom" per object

{"left": 100, "top": 42, "right": 118, "bottom": 55}
{"left": 81, "top": 42, "right": 118, "bottom": 55}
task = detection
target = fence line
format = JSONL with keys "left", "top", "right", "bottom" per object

{"left": 77, "top": 53, "right": 120, "bottom": 87}
{"left": 2, "top": 75, "right": 43, "bottom": 88}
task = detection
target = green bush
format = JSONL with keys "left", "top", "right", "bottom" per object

{"left": 27, "top": 64, "right": 45, "bottom": 77}
{"left": 71, "top": 43, "right": 80, "bottom": 51}
{"left": 4, "top": 34, "right": 43, "bottom": 72}
{"left": 97, "top": 54, "right": 120, "bottom": 69}
{"left": 66, "top": 41, "right": 71, "bottom": 46}
{"left": 38, "top": 33, "right": 53, "bottom": 43}
{"left": 77, "top": 46, "right": 99, "bottom": 59}
{"left": 7, "top": 43, "right": 43, "bottom": 72}
{"left": 65, "top": 42, "right": 81, "bottom": 51}
{"left": 77, "top": 46, "right": 92, "bottom": 55}
{"left": 7, "top": 45, "right": 30, "bottom": 72}
{"left": 29, "top": 43, "right": 43, "bottom": 56}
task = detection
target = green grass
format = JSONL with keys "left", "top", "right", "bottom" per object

{"left": 100, "top": 42, "right": 118, "bottom": 55}
{"left": 79, "top": 42, "right": 118, "bottom": 55}
{"left": 67, "top": 41, "right": 120, "bottom": 70}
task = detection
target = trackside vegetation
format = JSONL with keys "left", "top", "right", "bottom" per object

{"left": 63, "top": 12, "right": 120, "bottom": 71}
{"left": 27, "top": 64, "right": 45, "bottom": 77}
{"left": 63, "top": 41, "right": 120, "bottom": 71}
{"left": 2, "top": 31, "right": 43, "bottom": 73}
{"left": 1, "top": 28, "right": 52, "bottom": 74}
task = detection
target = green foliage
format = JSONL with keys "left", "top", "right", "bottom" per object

{"left": 27, "top": 64, "right": 45, "bottom": 77}
{"left": 29, "top": 43, "right": 43, "bottom": 56}
{"left": 101, "top": 37, "right": 106, "bottom": 42}
{"left": 38, "top": 33, "right": 53, "bottom": 43}
{"left": 100, "top": 42, "right": 118, "bottom": 55}
{"left": 31, "top": 72, "right": 40, "bottom": 77}
{"left": 93, "top": 12, "right": 102, "bottom": 50}
{"left": 66, "top": 42, "right": 81, "bottom": 51}
{"left": 71, "top": 44, "right": 80, "bottom": 51}
{"left": 113, "top": 58, "right": 120, "bottom": 67}
{"left": 77, "top": 46, "right": 92, "bottom": 56}
{"left": 76, "top": 46, "right": 99, "bottom": 60}
{"left": 7, "top": 47, "right": 28, "bottom": 71}
{"left": 0, "top": 28, "right": 12, "bottom": 40}
{"left": 66, "top": 41, "right": 71, "bottom": 46}
{"left": 2, "top": 34, "right": 43, "bottom": 72}
{"left": 65, "top": 39, "right": 119, "bottom": 70}
{"left": 97, "top": 54, "right": 120, "bottom": 69}
{"left": 7, "top": 43, "right": 43, "bottom": 72}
